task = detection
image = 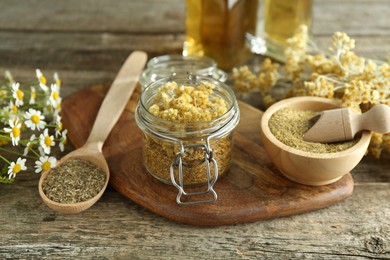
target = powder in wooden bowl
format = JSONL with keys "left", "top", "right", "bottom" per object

{"left": 42, "top": 158, "right": 106, "bottom": 204}
{"left": 269, "top": 107, "right": 359, "bottom": 153}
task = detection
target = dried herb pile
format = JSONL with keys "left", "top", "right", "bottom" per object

{"left": 42, "top": 158, "right": 105, "bottom": 204}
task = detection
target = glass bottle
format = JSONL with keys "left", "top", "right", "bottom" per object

{"left": 249, "top": 0, "right": 313, "bottom": 62}
{"left": 183, "top": 0, "right": 259, "bottom": 70}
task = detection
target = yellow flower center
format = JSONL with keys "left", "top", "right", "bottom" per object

{"left": 12, "top": 105, "right": 18, "bottom": 114}
{"left": 56, "top": 103, "right": 61, "bottom": 110}
{"left": 44, "top": 136, "right": 52, "bottom": 147}
{"left": 58, "top": 122, "right": 63, "bottom": 131}
{"left": 31, "top": 91, "right": 36, "bottom": 99}
{"left": 52, "top": 91, "right": 59, "bottom": 100}
{"left": 13, "top": 163, "right": 21, "bottom": 174}
{"left": 16, "top": 89, "right": 24, "bottom": 100}
{"left": 40, "top": 75, "right": 47, "bottom": 85}
{"left": 12, "top": 126, "right": 20, "bottom": 138}
{"left": 31, "top": 114, "right": 40, "bottom": 124}
{"left": 42, "top": 161, "right": 51, "bottom": 171}
{"left": 56, "top": 79, "right": 61, "bottom": 87}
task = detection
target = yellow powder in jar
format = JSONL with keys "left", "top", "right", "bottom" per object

{"left": 144, "top": 81, "right": 232, "bottom": 185}
{"left": 144, "top": 133, "right": 233, "bottom": 185}
{"left": 269, "top": 107, "right": 360, "bottom": 153}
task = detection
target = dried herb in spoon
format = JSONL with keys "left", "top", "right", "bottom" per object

{"left": 42, "top": 158, "right": 106, "bottom": 204}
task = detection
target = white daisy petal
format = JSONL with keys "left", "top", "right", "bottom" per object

{"left": 36, "top": 69, "right": 48, "bottom": 92}
{"left": 7, "top": 157, "right": 27, "bottom": 179}
{"left": 4, "top": 119, "right": 21, "bottom": 146}
{"left": 11, "top": 82, "right": 24, "bottom": 107}
{"left": 39, "top": 129, "right": 55, "bottom": 154}
{"left": 29, "top": 86, "right": 36, "bottom": 104}
{"left": 35, "top": 156, "right": 56, "bottom": 173}
{"left": 49, "top": 84, "right": 61, "bottom": 108}
{"left": 59, "top": 129, "right": 68, "bottom": 152}
{"left": 24, "top": 108, "right": 46, "bottom": 131}
{"left": 23, "top": 134, "right": 36, "bottom": 156}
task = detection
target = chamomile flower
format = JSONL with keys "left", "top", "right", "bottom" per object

{"left": 9, "top": 100, "right": 18, "bottom": 115}
{"left": 36, "top": 69, "right": 48, "bottom": 92}
{"left": 58, "top": 129, "right": 67, "bottom": 152}
{"left": 38, "top": 146, "right": 45, "bottom": 157}
{"left": 8, "top": 157, "right": 27, "bottom": 179}
{"left": 12, "top": 82, "right": 24, "bottom": 107}
{"left": 53, "top": 72, "right": 61, "bottom": 87}
{"left": 5, "top": 70, "right": 14, "bottom": 83}
{"left": 53, "top": 99, "right": 62, "bottom": 117}
{"left": 0, "top": 70, "right": 67, "bottom": 182}
{"left": 55, "top": 115, "right": 63, "bottom": 137}
{"left": 34, "top": 156, "right": 57, "bottom": 173}
{"left": 24, "top": 108, "right": 46, "bottom": 131}
{"left": 4, "top": 119, "right": 22, "bottom": 146}
{"left": 30, "top": 86, "right": 36, "bottom": 104}
{"left": 49, "top": 83, "right": 61, "bottom": 108}
{"left": 39, "top": 128, "right": 55, "bottom": 154}
{"left": 23, "top": 134, "right": 36, "bottom": 156}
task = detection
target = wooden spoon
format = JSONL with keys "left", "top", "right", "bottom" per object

{"left": 303, "top": 104, "right": 390, "bottom": 143}
{"left": 38, "top": 51, "right": 147, "bottom": 214}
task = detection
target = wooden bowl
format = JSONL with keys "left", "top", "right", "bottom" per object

{"left": 260, "top": 97, "right": 371, "bottom": 186}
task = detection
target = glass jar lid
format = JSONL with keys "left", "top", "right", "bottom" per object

{"left": 137, "top": 74, "right": 239, "bottom": 138}
{"left": 139, "top": 55, "right": 227, "bottom": 88}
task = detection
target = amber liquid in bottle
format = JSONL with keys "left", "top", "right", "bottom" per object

{"left": 184, "top": 0, "right": 259, "bottom": 70}
{"left": 263, "top": 0, "right": 312, "bottom": 60}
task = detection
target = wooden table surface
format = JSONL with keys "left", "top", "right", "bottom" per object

{"left": 1, "top": 0, "right": 389, "bottom": 259}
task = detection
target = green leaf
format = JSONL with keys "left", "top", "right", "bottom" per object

{"left": 0, "top": 175, "right": 14, "bottom": 184}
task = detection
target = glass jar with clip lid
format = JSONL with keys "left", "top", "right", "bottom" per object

{"left": 135, "top": 74, "right": 240, "bottom": 205}
{"left": 139, "top": 55, "right": 227, "bottom": 90}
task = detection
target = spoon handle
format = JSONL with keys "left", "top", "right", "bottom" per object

{"left": 354, "top": 104, "right": 390, "bottom": 134}
{"left": 86, "top": 51, "right": 147, "bottom": 149}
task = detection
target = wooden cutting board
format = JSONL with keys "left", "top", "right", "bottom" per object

{"left": 62, "top": 84, "right": 354, "bottom": 226}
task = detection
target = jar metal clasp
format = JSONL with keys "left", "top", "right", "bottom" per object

{"left": 170, "top": 138, "right": 218, "bottom": 205}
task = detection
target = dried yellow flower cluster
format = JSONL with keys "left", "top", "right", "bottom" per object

{"left": 284, "top": 25, "right": 309, "bottom": 79}
{"left": 149, "top": 81, "right": 228, "bottom": 123}
{"left": 233, "top": 26, "right": 390, "bottom": 158}
{"left": 232, "top": 58, "right": 279, "bottom": 108}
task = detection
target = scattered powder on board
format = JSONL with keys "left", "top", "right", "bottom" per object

{"left": 42, "top": 158, "right": 106, "bottom": 204}
{"left": 269, "top": 107, "right": 359, "bottom": 153}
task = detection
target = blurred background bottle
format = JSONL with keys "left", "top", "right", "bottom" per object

{"left": 255, "top": 0, "right": 313, "bottom": 61}
{"left": 183, "top": 0, "right": 259, "bottom": 70}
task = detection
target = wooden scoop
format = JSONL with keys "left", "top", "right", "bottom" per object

{"left": 38, "top": 51, "right": 147, "bottom": 214}
{"left": 303, "top": 104, "right": 390, "bottom": 143}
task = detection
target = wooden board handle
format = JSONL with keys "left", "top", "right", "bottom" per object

{"left": 86, "top": 51, "right": 147, "bottom": 148}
